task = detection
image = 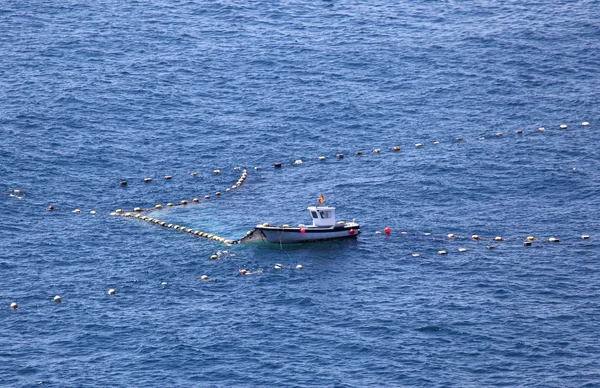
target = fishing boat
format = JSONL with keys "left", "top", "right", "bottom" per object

{"left": 241, "top": 205, "right": 360, "bottom": 244}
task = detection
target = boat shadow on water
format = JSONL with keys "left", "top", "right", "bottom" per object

{"left": 246, "top": 236, "right": 360, "bottom": 251}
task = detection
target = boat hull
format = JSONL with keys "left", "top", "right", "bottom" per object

{"left": 254, "top": 224, "right": 360, "bottom": 244}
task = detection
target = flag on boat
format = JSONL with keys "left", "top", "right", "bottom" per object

{"left": 318, "top": 194, "right": 325, "bottom": 204}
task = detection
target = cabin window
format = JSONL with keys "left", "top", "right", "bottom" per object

{"left": 311, "top": 211, "right": 319, "bottom": 219}
{"left": 320, "top": 211, "right": 331, "bottom": 218}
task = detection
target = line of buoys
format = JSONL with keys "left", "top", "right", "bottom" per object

{"left": 108, "top": 170, "right": 248, "bottom": 215}
{"left": 101, "top": 121, "right": 593, "bottom": 187}
{"left": 239, "top": 121, "right": 592, "bottom": 171}
{"left": 377, "top": 229, "right": 593, "bottom": 253}
{"left": 120, "top": 211, "right": 235, "bottom": 246}
{"left": 120, "top": 172, "right": 239, "bottom": 185}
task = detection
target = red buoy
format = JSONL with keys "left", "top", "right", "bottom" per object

{"left": 300, "top": 228, "right": 306, "bottom": 234}
{"left": 349, "top": 229, "right": 355, "bottom": 235}
{"left": 384, "top": 226, "right": 391, "bottom": 234}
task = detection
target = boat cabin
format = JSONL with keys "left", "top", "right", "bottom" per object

{"left": 307, "top": 206, "right": 336, "bottom": 227}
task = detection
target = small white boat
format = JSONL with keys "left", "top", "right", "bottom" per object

{"left": 242, "top": 206, "right": 360, "bottom": 244}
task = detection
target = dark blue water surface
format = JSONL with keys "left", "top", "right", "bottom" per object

{"left": 2, "top": 1, "right": 600, "bottom": 386}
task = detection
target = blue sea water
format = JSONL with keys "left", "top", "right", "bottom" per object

{"left": 2, "top": 0, "right": 600, "bottom": 386}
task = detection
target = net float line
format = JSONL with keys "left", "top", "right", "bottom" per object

{"left": 113, "top": 211, "right": 236, "bottom": 246}
{"left": 116, "top": 167, "right": 245, "bottom": 187}
{"left": 43, "top": 205, "right": 99, "bottom": 214}
{"left": 45, "top": 170, "right": 248, "bottom": 215}
{"left": 110, "top": 169, "right": 248, "bottom": 214}
{"left": 374, "top": 228, "right": 592, "bottom": 246}
{"left": 113, "top": 121, "right": 593, "bottom": 180}
{"left": 260, "top": 121, "right": 593, "bottom": 170}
